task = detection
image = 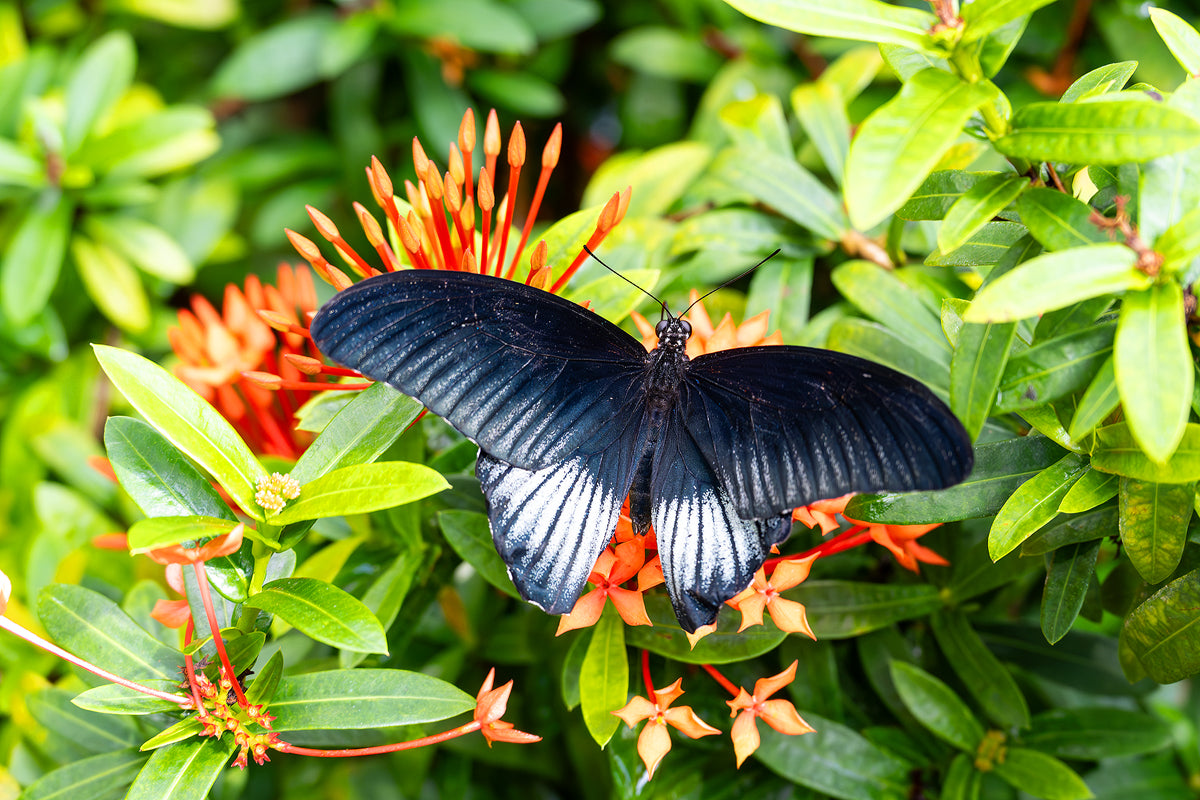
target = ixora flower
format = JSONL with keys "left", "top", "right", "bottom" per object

{"left": 727, "top": 661, "right": 814, "bottom": 767}
{"left": 613, "top": 678, "right": 721, "bottom": 777}
{"left": 793, "top": 494, "right": 948, "bottom": 572}
{"left": 631, "top": 289, "right": 784, "bottom": 359}
{"left": 726, "top": 556, "right": 817, "bottom": 636}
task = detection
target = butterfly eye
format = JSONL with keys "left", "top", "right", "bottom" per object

{"left": 680, "top": 320, "right": 692, "bottom": 337}
{"left": 655, "top": 320, "right": 669, "bottom": 337}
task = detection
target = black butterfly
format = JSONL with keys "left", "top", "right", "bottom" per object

{"left": 310, "top": 269, "right": 973, "bottom": 632}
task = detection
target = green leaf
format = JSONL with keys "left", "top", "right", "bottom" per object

{"left": 290, "top": 382, "right": 424, "bottom": 484}
{"left": 989, "top": 452, "right": 1089, "bottom": 560}
{"left": 1042, "top": 539, "right": 1102, "bottom": 644}
{"left": 846, "top": 435, "right": 1066, "bottom": 524}
{"left": 1023, "top": 707, "right": 1174, "bottom": 759}
{"left": 708, "top": 146, "right": 847, "bottom": 240}
{"left": 827, "top": 318, "right": 950, "bottom": 393}
{"left": 389, "top": 0, "right": 535, "bottom": 55}
{"left": 1068, "top": 356, "right": 1119, "bottom": 441}
{"left": 21, "top": 749, "right": 146, "bottom": 800}
{"left": 943, "top": 753, "right": 981, "bottom": 800}
{"left": 72, "top": 681, "right": 188, "bottom": 715}
{"left": 1060, "top": 61, "right": 1138, "bottom": 104}
{"left": 1123, "top": 567, "right": 1200, "bottom": 683}
{"left": 951, "top": 320, "right": 1018, "bottom": 440}
{"left": 1115, "top": 283, "right": 1194, "bottom": 462}
{"left": 1119, "top": 478, "right": 1194, "bottom": 584}
{"left": 960, "top": 0, "right": 1056, "bottom": 43}
{"left": 438, "top": 510, "right": 521, "bottom": 599}
{"left": 580, "top": 611, "right": 626, "bottom": 747}
{"left": 247, "top": 577, "right": 388, "bottom": 654}
{"left": 210, "top": 15, "right": 339, "bottom": 101}
{"left": 789, "top": 582, "right": 943, "bottom": 639}
{"left": 1058, "top": 469, "right": 1119, "bottom": 514}
{"left": 931, "top": 609, "right": 1029, "bottom": 729}
{"left": 1016, "top": 187, "right": 1109, "bottom": 251}
{"left": 125, "top": 737, "right": 235, "bottom": 800}
{"left": 753, "top": 712, "right": 912, "bottom": 800}
{"left": 609, "top": 27, "right": 721, "bottom": 81}
{"left": 991, "top": 747, "right": 1091, "bottom": 800}
{"left": 270, "top": 461, "right": 449, "bottom": 524}
{"left": 269, "top": 669, "right": 474, "bottom": 730}
{"left": 965, "top": 244, "right": 1144, "bottom": 322}
{"left": 37, "top": 584, "right": 183, "bottom": 681}
{"left": 583, "top": 141, "right": 711, "bottom": 218}
{"left": 832, "top": 261, "right": 949, "bottom": 364}
{"left": 92, "top": 345, "right": 266, "bottom": 519}
{"left": 138, "top": 717, "right": 205, "bottom": 751}
{"left": 927, "top": 221, "right": 1029, "bottom": 269}
{"left": 64, "top": 31, "right": 136, "bottom": 154}
{"left": 626, "top": 594, "right": 786, "bottom": 664}
{"left": 1155, "top": 207, "right": 1200, "bottom": 275}
{"left": 72, "top": 234, "right": 150, "bottom": 333}
{"left": 84, "top": 214, "right": 194, "bottom": 284}
{"left": 890, "top": 661, "right": 984, "bottom": 751}
{"left": 126, "top": 515, "right": 238, "bottom": 553}
{"left": 721, "top": 0, "right": 936, "bottom": 50}
{"left": 0, "top": 191, "right": 72, "bottom": 326}
{"left": 938, "top": 174, "right": 1028, "bottom": 254}
{"left": 792, "top": 81, "right": 850, "bottom": 184}
{"left": 995, "top": 98, "right": 1200, "bottom": 164}
{"left": 896, "top": 170, "right": 1003, "bottom": 221}
{"left": 28, "top": 688, "right": 141, "bottom": 751}
{"left": 1094, "top": 422, "right": 1200, "bottom": 482}
{"left": 1150, "top": 7, "right": 1200, "bottom": 75}
{"left": 995, "top": 322, "right": 1116, "bottom": 413}
{"left": 846, "top": 69, "right": 998, "bottom": 230}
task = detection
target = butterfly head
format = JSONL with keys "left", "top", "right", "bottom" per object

{"left": 654, "top": 316, "right": 692, "bottom": 352}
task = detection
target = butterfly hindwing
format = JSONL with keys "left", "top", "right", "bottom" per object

{"left": 310, "top": 270, "right": 650, "bottom": 470}
{"left": 681, "top": 346, "right": 974, "bottom": 519}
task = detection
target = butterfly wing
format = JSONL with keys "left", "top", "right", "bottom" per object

{"left": 681, "top": 346, "right": 974, "bottom": 519}
{"left": 310, "top": 270, "right": 650, "bottom": 470}
{"left": 651, "top": 410, "right": 792, "bottom": 632}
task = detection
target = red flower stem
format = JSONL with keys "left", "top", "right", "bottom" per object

{"left": 764, "top": 525, "right": 870, "bottom": 576}
{"left": 191, "top": 561, "right": 250, "bottom": 708}
{"left": 266, "top": 379, "right": 373, "bottom": 392}
{"left": 497, "top": 167, "right": 522, "bottom": 278}
{"left": 510, "top": 167, "right": 553, "bottom": 278}
{"left": 701, "top": 664, "right": 740, "bottom": 698}
{"left": 480, "top": 202, "right": 493, "bottom": 276}
{"left": 276, "top": 720, "right": 481, "bottom": 757}
{"left": 183, "top": 617, "right": 207, "bottom": 714}
{"left": 641, "top": 649, "right": 656, "bottom": 704}
{"left": 0, "top": 617, "right": 191, "bottom": 707}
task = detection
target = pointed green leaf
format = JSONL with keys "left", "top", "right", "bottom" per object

{"left": 1016, "top": 187, "right": 1108, "bottom": 251}
{"left": 72, "top": 681, "right": 189, "bottom": 715}
{"left": 626, "top": 594, "right": 786, "bottom": 664}
{"left": 890, "top": 661, "right": 984, "bottom": 751}
{"left": 951, "top": 320, "right": 1018, "bottom": 440}
{"left": 270, "top": 461, "right": 449, "bottom": 524}
{"left": 72, "top": 235, "right": 150, "bottom": 333}
{"left": 991, "top": 747, "right": 1091, "bottom": 800}
{"left": 1042, "top": 539, "right": 1102, "bottom": 644}
{"left": 1119, "top": 478, "right": 1194, "bottom": 584}
{"left": 21, "top": 749, "right": 146, "bottom": 800}
{"left": 708, "top": 146, "right": 846, "bottom": 240}
{"left": 269, "top": 669, "right": 474, "bottom": 730}
{"left": 832, "top": 261, "right": 950, "bottom": 363}
{"left": 28, "top": 688, "right": 141, "bottom": 752}
{"left": 1155, "top": 207, "right": 1200, "bottom": 275}
{"left": 790, "top": 582, "right": 943, "bottom": 639}
{"left": 139, "top": 717, "right": 205, "bottom": 751}
{"left": 93, "top": 345, "right": 266, "bottom": 519}
{"left": 721, "top": 0, "right": 936, "bottom": 50}
{"left": 1025, "top": 708, "right": 1173, "bottom": 759}
{"left": 1123, "top": 567, "right": 1200, "bottom": 683}
{"left": 126, "top": 515, "right": 238, "bottom": 553}
{"left": 896, "top": 170, "right": 1004, "bottom": 221}
{"left": 827, "top": 318, "right": 949, "bottom": 393}
{"left": 960, "top": 0, "right": 1056, "bottom": 43}
{"left": 438, "top": 509, "right": 521, "bottom": 599}
{"left": 1059, "top": 469, "right": 1119, "bottom": 514}
{"left": 932, "top": 609, "right": 1029, "bottom": 729}
{"left": 64, "top": 31, "right": 136, "bottom": 154}
{"left": 995, "top": 322, "right": 1116, "bottom": 413}
{"left": 1139, "top": 81, "right": 1200, "bottom": 242}
{"left": 84, "top": 214, "right": 194, "bottom": 284}
{"left": 1, "top": 191, "right": 72, "bottom": 326}
{"left": 1094, "top": 422, "right": 1200, "bottom": 482}
{"left": 792, "top": 81, "right": 849, "bottom": 184}
{"left": 1150, "top": 7, "right": 1200, "bottom": 75}
{"left": 580, "top": 611, "right": 627, "bottom": 747}
{"left": 995, "top": 98, "right": 1200, "bottom": 164}
{"left": 1115, "top": 283, "right": 1193, "bottom": 462}
{"left": 938, "top": 174, "right": 1028, "bottom": 254}
{"left": 989, "top": 452, "right": 1089, "bottom": 560}
{"left": 1060, "top": 61, "right": 1137, "bottom": 104}
{"left": 1022, "top": 504, "right": 1116, "bottom": 554}
{"left": 1068, "top": 355, "right": 1119, "bottom": 441}
{"left": 965, "top": 243, "right": 1144, "bottom": 322}
{"left": 846, "top": 69, "right": 997, "bottom": 230}
{"left": 126, "top": 737, "right": 235, "bottom": 800}
{"left": 247, "top": 577, "right": 388, "bottom": 654}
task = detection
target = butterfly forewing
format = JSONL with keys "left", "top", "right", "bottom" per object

{"left": 680, "top": 347, "right": 974, "bottom": 519}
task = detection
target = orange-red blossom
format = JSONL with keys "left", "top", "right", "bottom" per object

{"left": 613, "top": 678, "right": 721, "bottom": 777}
{"left": 727, "top": 661, "right": 815, "bottom": 766}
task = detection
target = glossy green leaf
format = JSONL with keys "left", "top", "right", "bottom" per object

{"left": 610, "top": 26, "right": 721, "bottom": 81}
{"left": 1094, "top": 422, "right": 1200, "bottom": 482}
{"left": 708, "top": 145, "right": 846, "bottom": 240}
{"left": 1016, "top": 187, "right": 1108, "bottom": 251}
{"left": 1068, "top": 356, "right": 1119, "bottom": 441}
{"left": 1139, "top": 82, "right": 1200, "bottom": 242}
{"left": 138, "top": 717, "right": 205, "bottom": 752}
{"left": 789, "top": 581, "right": 942, "bottom": 639}
{"left": 792, "top": 81, "right": 849, "bottom": 184}
{"left": 21, "top": 749, "right": 146, "bottom": 800}
{"left": 93, "top": 345, "right": 266, "bottom": 519}
{"left": 989, "top": 452, "right": 1089, "bottom": 560}
{"left": 896, "top": 170, "right": 1004, "bottom": 220}
{"left": 1021, "top": 403, "right": 1078, "bottom": 453}
{"left": 832, "top": 261, "right": 949, "bottom": 363}
{"left": 391, "top": 0, "right": 534, "bottom": 54}
{"left": 270, "top": 669, "right": 474, "bottom": 730}
{"left": 1059, "top": 470, "right": 1119, "bottom": 514}
{"left": 84, "top": 214, "right": 194, "bottom": 284}
{"left": 827, "top": 318, "right": 949, "bottom": 393}
{"left": 126, "top": 515, "right": 239, "bottom": 553}
{"left": 951, "top": 320, "right": 1017, "bottom": 441}
{"left": 210, "top": 15, "right": 340, "bottom": 101}
{"left": 1, "top": 191, "right": 72, "bottom": 326}
{"left": 270, "top": 461, "right": 449, "bottom": 524}
{"left": 1119, "top": 478, "right": 1194, "bottom": 584}
{"left": 753, "top": 712, "right": 912, "bottom": 800}
{"left": 72, "top": 681, "right": 189, "bottom": 715}
{"left": 846, "top": 69, "right": 997, "bottom": 230}
{"left": 722, "top": 0, "right": 935, "bottom": 50}
{"left": 583, "top": 141, "right": 710, "bottom": 218}
{"left": 247, "top": 577, "right": 388, "bottom": 654}
{"left": 932, "top": 609, "right": 1029, "bottom": 729}
{"left": 1035, "top": 295, "right": 1113, "bottom": 342}
{"left": 991, "top": 747, "right": 1091, "bottom": 800}
{"left": 37, "top": 584, "right": 183, "bottom": 681}
{"left": 890, "top": 661, "right": 984, "bottom": 751}
{"left": 965, "top": 244, "right": 1143, "bottom": 322}
{"left": 438, "top": 510, "right": 521, "bottom": 599}
{"left": 580, "top": 611, "right": 626, "bottom": 747}
{"left": 960, "top": 0, "right": 1055, "bottom": 43}
{"left": 1024, "top": 504, "right": 1117, "bottom": 555}
{"left": 846, "top": 435, "right": 1066, "bottom": 524}
{"left": 1023, "top": 708, "right": 1174, "bottom": 759}
{"left": 1042, "top": 539, "right": 1102, "bottom": 644}
{"left": 72, "top": 235, "right": 150, "bottom": 333}
{"left": 1115, "top": 283, "right": 1193, "bottom": 463}
{"left": 1060, "top": 61, "right": 1137, "bottom": 104}
{"left": 340, "top": 549, "right": 424, "bottom": 669}
{"left": 29, "top": 688, "right": 141, "bottom": 752}
{"left": 64, "top": 31, "right": 135, "bottom": 154}
{"left": 745, "top": 253, "right": 813, "bottom": 343}
{"left": 1123, "top": 567, "right": 1200, "bottom": 683}
{"left": 995, "top": 322, "right": 1116, "bottom": 413}
{"left": 995, "top": 98, "right": 1200, "bottom": 164}
{"left": 1155, "top": 207, "right": 1200, "bottom": 275}
{"left": 927, "top": 221, "right": 1029, "bottom": 269}
{"left": 938, "top": 174, "right": 1028, "bottom": 254}
{"left": 1150, "top": 7, "right": 1200, "bottom": 75}
{"left": 626, "top": 595, "right": 786, "bottom": 664}
{"left": 126, "top": 737, "right": 235, "bottom": 800}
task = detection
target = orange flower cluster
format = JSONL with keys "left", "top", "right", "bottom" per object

{"left": 792, "top": 494, "right": 948, "bottom": 572}
{"left": 630, "top": 288, "right": 783, "bottom": 359}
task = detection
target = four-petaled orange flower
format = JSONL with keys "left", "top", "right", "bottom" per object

{"left": 793, "top": 495, "right": 853, "bottom": 534}
{"left": 613, "top": 678, "right": 721, "bottom": 777}
{"left": 134, "top": 524, "right": 245, "bottom": 566}
{"left": 727, "top": 661, "right": 814, "bottom": 767}
{"left": 557, "top": 544, "right": 663, "bottom": 634}
{"left": 475, "top": 668, "right": 542, "bottom": 746}
{"left": 727, "top": 557, "right": 817, "bottom": 637}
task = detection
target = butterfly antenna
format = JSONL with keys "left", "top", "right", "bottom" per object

{"left": 681, "top": 249, "right": 782, "bottom": 317}
{"left": 582, "top": 245, "right": 672, "bottom": 318}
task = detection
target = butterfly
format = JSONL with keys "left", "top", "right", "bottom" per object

{"left": 310, "top": 268, "right": 974, "bottom": 632}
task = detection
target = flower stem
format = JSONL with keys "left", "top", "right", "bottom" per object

{"left": 701, "top": 664, "right": 740, "bottom": 698}
{"left": 276, "top": 721, "right": 481, "bottom": 757}
{"left": 192, "top": 561, "right": 250, "bottom": 708}
{"left": 641, "top": 649, "right": 657, "bottom": 704}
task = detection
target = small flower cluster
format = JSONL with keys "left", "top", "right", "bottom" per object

{"left": 254, "top": 472, "right": 301, "bottom": 514}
